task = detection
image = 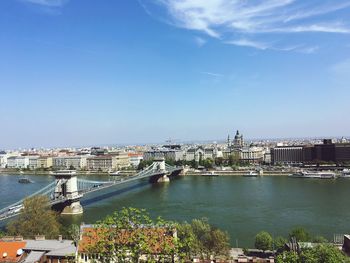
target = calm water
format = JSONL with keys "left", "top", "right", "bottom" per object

{"left": 1, "top": 174, "right": 350, "bottom": 246}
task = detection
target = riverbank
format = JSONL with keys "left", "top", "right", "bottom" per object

{"left": 0, "top": 169, "right": 136, "bottom": 176}
{"left": 184, "top": 170, "right": 291, "bottom": 176}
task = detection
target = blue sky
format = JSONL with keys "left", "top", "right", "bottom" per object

{"left": 0, "top": 0, "right": 349, "bottom": 148}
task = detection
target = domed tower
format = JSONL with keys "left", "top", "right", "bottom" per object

{"left": 233, "top": 130, "right": 243, "bottom": 149}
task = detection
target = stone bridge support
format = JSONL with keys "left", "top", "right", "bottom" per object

{"left": 153, "top": 158, "right": 170, "bottom": 183}
{"left": 53, "top": 171, "right": 83, "bottom": 215}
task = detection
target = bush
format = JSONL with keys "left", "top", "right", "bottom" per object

{"left": 255, "top": 231, "right": 273, "bottom": 251}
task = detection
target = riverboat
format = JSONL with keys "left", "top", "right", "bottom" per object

{"left": 243, "top": 171, "right": 259, "bottom": 177}
{"left": 51, "top": 170, "right": 77, "bottom": 176}
{"left": 340, "top": 169, "right": 350, "bottom": 178}
{"left": 289, "top": 171, "right": 336, "bottom": 179}
{"left": 202, "top": 171, "right": 218, "bottom": 177}
{"left": 109, "top": 171, "right": 121, "bottom": 176}
{"left": 18, "top": 177, "right": 33, "bottom": 184}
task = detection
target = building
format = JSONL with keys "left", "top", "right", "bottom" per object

{"left": 6, "top": 156, "right": 29, "bottom": 169}
{"left": 0, "top": 152, "right": 7, "bottom": 168}
{"left": 28, "top": 156, "right": 39, "bottom": 170}
{"left": 111, "top": 152, "right": 130, "bottom": 170}
{"left": 271, "top": 146, "right": 304, "bottom": 165}
{"left": 37, "top": 156, "right": 53, "bottom": 169}
{"left": 0, "top": 238, "right": 26, "bottom": 263}
{"left": 240, "top": 146, "right": 264, "bottom": 164}
{"left": 87, "top": 155, "right": 114, "bottom": 172}
{"left": 128, "top": 153, "right": 143, "bottom": 167}
{"left": 304, "top": 139, "right": 350, "bottom": 164}
{"left": 0, "top": 236, "right": 76, "bottom": 263}
{"left": 144, "top": 149, "right": 184, "bottom": 162}
{"left": 185, "top": 147, "right": 204, "bottom": 162}
{"left": 53, "top": 156, "right": 87, "bottom": 170}
{"left": 343, "top": 235, "right": 350, "bottom": 255}
{"left": 233, "top": 130, "right": 244, "bottom": 149}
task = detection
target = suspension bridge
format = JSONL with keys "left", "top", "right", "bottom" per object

{"left": 0, "top": 159, "right": 182, "bottom": 222}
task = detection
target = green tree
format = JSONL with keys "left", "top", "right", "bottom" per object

{"left": 276, "top": 244, "right": 350, "bottom": 263}
{"left": 274, "top": 236, "right": 287, "bottom": 251}
{"left": 214, "top": 157, "right": 224, "bottom": 166}
{"left": 7, "top": 196, "right": 61, "bottom": 239}
{"left": 176, "top": 222, "right": 196, "bottom": 260}
{"left": 86, "top": 207, "right": 179, "bottom": 263}
{"left": 191, "top": 218, "right": 230, "bottom": 259}
{"left": 67, "top": 224, "right": 81, "bottom": 246}
{"left": 312, "top": 235, "right": 328, "bottom": 243}
{"left": 255, "top": 231, "right": 273, "bottom": 251}
{"left": 301, "top": 244, "right": 349, "bottom": 263}
{"left": 289, "top": 227, "right": 311, "bottom": 242}
{"left": 276, "top": 251, "right": 299, "bottom": 263}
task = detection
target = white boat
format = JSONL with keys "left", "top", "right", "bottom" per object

{"left": 51, "top": 170, "right": 77, "bottom": 176}
{"left": 202, "top": 171, "right": 218, "bottom": 177}
{"left": 109, "top": 171, "right": 121, "bottom": 176}
{"left": 289, "top": 171, "right": 336, "bottom": 179}
{"left": 243, "top": 171, "right": 259, "bottom": 177}
{"left": 340, "top": 169, "right": 350, "bottom": 178}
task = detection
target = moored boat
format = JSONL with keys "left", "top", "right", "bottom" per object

{"left": 202, "top": 171, "right": 218, "bottom": 177}
{"left": 109, "top": 171, "right": 121, "bottom": 176}
{"left": 289, "top": 171, "right": 336, "bottom": 179}
{"left": 18, "top": 178, "right": 33, "bottom": 184}
{"left": 243, "top": 171, "right": 259, "bottom": 177}
{"left": 340, "top": 169, "right": 350, "bottom": 178}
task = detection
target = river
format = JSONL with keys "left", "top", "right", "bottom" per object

{"left": 1, "top": 174, "right": 349, "bottom": 247}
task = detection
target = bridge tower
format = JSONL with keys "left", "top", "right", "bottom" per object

{"left": 153, "top": 158, "right": 170, "bottom": 183}
{"left": 53, "top": 171, "right": 83, "bottom": 215}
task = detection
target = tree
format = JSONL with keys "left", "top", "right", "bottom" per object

{"left": 312, "top": 235, "right": 328, "bottom": 243}
{"left": 274, "top": 236, "right": 287, "bottom": 251}
{"left": 190, "top": 218, "right": 230, "bottom": 259}
{"left": 85, "top": 207, "right": 180, "bottom": 263}
{"left": 215, "top": 157, "right": 224, "bottom": 166}
{"left": 7, "top": 196, "right": 61, "bottom": 239}
{"left": 255, "top": 231, "right": 273, "bottom": 251}
{"left": 276, "top": 251, "right": 299, "bottom": 263}
{"left": 276, "top": 244, "right": 350, "bottom": 263}
{"left": 176, "top": 222, "right": 196, "bottom": 260}
{"left": 301, "top": 244, "right": 350, "bottom": 263}
{"left": 289, "top": 227, "right": 310, "bottom": 242}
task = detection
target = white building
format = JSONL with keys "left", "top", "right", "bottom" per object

{"left": 28, "top": 156, "right": 39, "bottom": 170}
{"left": 239, "top": 147, "right": 264, "bottom": 164}
{"left": 53, "top": 156, "right": 88, "bottom": 170}
{"left": 6, "top": 156, "right": 29, "bottom": 169}
{"left": 0, "top": 152, "right": 7, "bottom": 168}
{"left": 128, "top": 153, "right": 143, "bottom": 167}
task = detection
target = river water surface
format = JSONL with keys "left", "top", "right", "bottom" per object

{"left": 1, "top": 174, "right": 349, "bottom": 246}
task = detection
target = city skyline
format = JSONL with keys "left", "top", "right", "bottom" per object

{"left": 1, "top": 0, "right": 350, "bottom": 148}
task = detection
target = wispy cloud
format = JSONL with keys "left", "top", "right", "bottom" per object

{"left": 194, "top": 36, "right": 207, "bottom": 47}
{"left": 225, "top": 38, "right": 269, "bottom": 50}
{"left": 225, "top": 38, "right": 319, "bottom": 54}
{"left": 20, "top": 0, "right": 69, "bottom": 7}
{"left": 141, "top": 0, "right": 350, "bottom": 52}
{"left": 200, "top": 71, "right": 223, "bottom": 77}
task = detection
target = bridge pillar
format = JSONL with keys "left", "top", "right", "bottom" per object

{"left": 53, "top": 171, "right": 83, "bottom": 215}
{"left": 153, "top": 158, "right": 170, "bottom": 183}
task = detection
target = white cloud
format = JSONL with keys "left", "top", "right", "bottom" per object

{"left": 143, "top": 0, "right": 350, "bottom": 51}
{"left": 225, "top": 38, "right": 318, "bottom": 54}
{"left": 200, "top": 71, "right": 223, "bottom": 77}
{"left": 225, "top": 38, "right": 269, "bottom": 50}
{"left": 20, "top": 0, "right": 68, "bottom": 7}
